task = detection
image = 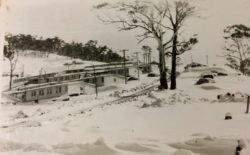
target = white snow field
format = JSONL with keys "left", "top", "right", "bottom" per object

{"left": 1, "top": 54, "right": 250, "bottom": 155}
{"left": 1, "top": 51, "right": 105, "bottom": 91}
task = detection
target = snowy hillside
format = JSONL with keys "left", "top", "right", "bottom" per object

{"left": 1, "top": 54, "right": 250, "bottom": 155}
{"left": 1, "top": 51, "right": 106, "bottom": 90}
{"left": 2, "top": 51, "right": 106, "bottom": 76}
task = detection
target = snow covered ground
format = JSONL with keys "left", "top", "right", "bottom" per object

{"left": 1, "top": 54, "right": 250, "bottom": 155}
{"left": 1, "top": 51, "right": 105, "bottom": 91}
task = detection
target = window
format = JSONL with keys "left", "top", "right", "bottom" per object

{"left": 39, "top": 89, "right": 44, "bottom": 96}
{"left": 102, "top": 77, "right": 104, "bottom": 83}
{"left": 47, "top": 88, "right": 52, "bottom": 95}
{"left": 56, "top": 86, "right": 62, "bottom": 93}
{"left": 31, "top": 91, "right": 36, "bottom": 97}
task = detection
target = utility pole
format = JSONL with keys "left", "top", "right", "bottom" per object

{"left": 122, "top": 49, "right": 128, "bottom": 84}
{"left": 135, "top": 52, "right": 140, "bottom": 80}
{"left": 206, "top": 55, "right": 208, "bottom": 66}
{"left": 143, "top": 53, "right": 146, "bottom": 65}
{"left": 246, "top": 95, "right": 250, "bottom": 114}
{"left": 93, "top": 50, "right": 98, "bottom": 98}
{"left": 115, "top": 62, "right": 118, "bottom": 74}
{"left": 21, "top": 63, "right": 24, "bottom": 77}
{"left": 148, "top": 52, "right": 152, "bottom": 72}
{"left": 93, "top": 65, "right": 98, "bottom": 97}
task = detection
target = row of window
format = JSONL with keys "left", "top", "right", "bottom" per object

{"left": 84, "top": 77, "right": 104, "bottom": 84}
{"left": 47, "top": 75, "right": 81, "bottom": 82}
{"left": 31, "top": 86, "right": 67, "bottom": 97}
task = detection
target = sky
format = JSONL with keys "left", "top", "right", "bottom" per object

{"left": 1, "top": 0, "right": 250, "bottom": 65}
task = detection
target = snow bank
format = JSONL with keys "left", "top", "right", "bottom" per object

{"left": 118, "top": 80, "right": 158, "bottom": 97}
{"left": 0, "top": 138, "right": 25, "bottom": 152}
{"left": 2, "top": 121, "right": 42, "bottom": 128}
{"left": 52, "top": 138, "right": 116, "bottom": 155}
{"left": 12, "top": 110, "right": 28, "bottom": 119}
{"left": 169, "top": 137, "right": 247, "bottom": 155}
{"left": 115, "top": 142, "right": 159, "bottom": 153}
{"left": 172, "top": 149, "right": 199, "bottom": 155}
{"left": 138, "top": 90, "right": 192, "bottom": 108}
{"left": 184, "top": 66, "right": 239, "bottom": 76}
{"left": 217, "top": 92, "right": 248, "bottom": 103}
{"left": 0, "top": 138, "right": 48, "bottom": 153}
{"left": 0, "top": 137, "right": 115, "bottom": 155}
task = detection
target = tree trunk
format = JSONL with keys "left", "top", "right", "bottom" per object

{"left": 240, "top": 61, "right": 245, "bottom": 75}
{"left": 158, "top": 43, "right": 168, "bottom": 89}
{"left": 170, "top": 34, "right": 178, "bottom": 90}
{"left": 9, "top": 62, "right": 13, "bottom": 91}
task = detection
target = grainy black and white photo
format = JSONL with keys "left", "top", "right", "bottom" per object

{"left": 0, "top": 0, "right": 250, "bottom": 154}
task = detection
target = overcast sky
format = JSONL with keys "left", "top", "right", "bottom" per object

{"left": 2, "top": 0, "right": 250, "bottom": 65}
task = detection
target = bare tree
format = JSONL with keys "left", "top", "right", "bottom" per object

{"left": 95, "top": 0, "right": 198, "bottom": 89}
{"left": 163, "top": 1, "right": 198, "bottom": 90}
{"left": 223, "top": 24, "right": 250, "bottom": 74}
{"left": 94, "top": 0, "right": 177, "bottom": 89}
{"left": 4, "top": 43, "right": 18, "bottom": 91}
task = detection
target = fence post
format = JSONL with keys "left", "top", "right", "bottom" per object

{"left": 246, "top": 96, "right": 250, "bottom": 114}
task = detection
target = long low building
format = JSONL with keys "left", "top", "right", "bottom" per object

{"left": 7, "top": 62, "right": 141, "bottom": 102}
{"left": 6, "top": 74, "right": 126, "bottom": 102}
{"left": 8, "top": 83, "right": 68, "bottom": 102}
{"left": 13, "top": 62, "right": 139, "bottom": 86}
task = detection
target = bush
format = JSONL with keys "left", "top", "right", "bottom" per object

{"left": 195, "top": 78, "right": 210, "bottom": 85}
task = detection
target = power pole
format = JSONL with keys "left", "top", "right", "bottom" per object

{"left": 93, "top": 50, "right": 98, "bottom": 98}
{"left": 206, "top": 55, "right": 208, "bottom": 66}
{"left": 93, "top": 65, "right": 98, "bottom": 97}
{"left": 148, "top": 52, "right": 152, "bottom": 72}
{"left": 135, "top": 52, "right": 140, "bottom": 80}
{"left": 122, "top": 49, "right": 128, "bottom": 84}
{"left": 143, "top": 53, "right": 146, "bottom": 64}
{"left": 246, "top": 95, "right": 250, "bottom": 114}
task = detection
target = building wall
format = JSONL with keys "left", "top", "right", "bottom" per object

{"left": 67, "top": 81, "right": 95, "bottom": 95}
{"left": 104, "top": 75, "right": 125, "bottom": 86}
{"left": 82, "top": 84, "right": 96, "bottom": 95}
{"left": 25, "top": 84, "right": 68, "bottom": 102}
{"left": 84, "top": 76, "right": 104, "bottom": 87}
{"left": 128, "top": 67, "right": 141, "bottom": 78}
